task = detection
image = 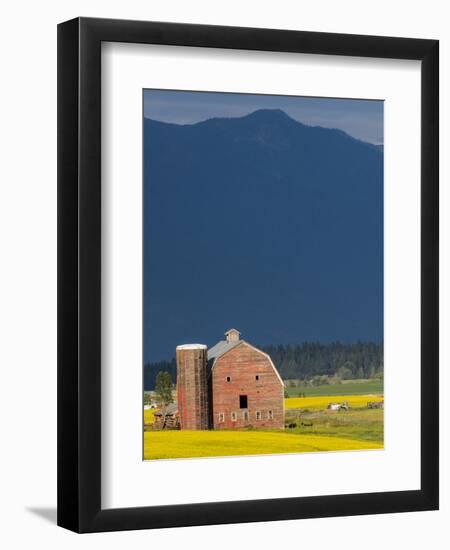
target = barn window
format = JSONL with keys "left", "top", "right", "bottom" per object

{"left": 226, "top": 376, "right": 231, "bottom": 382}
{"left": 255, "top": 375, "right": 259, "bottom": 381}
{"left": 268, "top": 410, "right": 273, "bottom": 420}
{"left": 231, "top": 412, "right": 237, "bottom": 421}
{"left": 219, "top": 412, "right": 224, "bottom": 422}
{"left": 239, "top": 395, "right": 248, "bottom": 409}
{"left": 243, "top": 411, "right": 249, "bottom": 421}
{"left": 256, "top": 411, "right": 261, "bottom": 421}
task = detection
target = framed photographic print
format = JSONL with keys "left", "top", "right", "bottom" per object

{"left": 57, "top": 17, "right": 439, "bottom": 532}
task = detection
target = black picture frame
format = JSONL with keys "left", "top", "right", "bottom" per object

{"left": 57, "top": 17, "right": 439, "bottom": 533}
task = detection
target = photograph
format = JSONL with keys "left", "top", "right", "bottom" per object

{"left": 51, "top": 6, "right": 439, "bottom": 537}
{"left": 142, "top": 89, "right": 384, "bottom": 460}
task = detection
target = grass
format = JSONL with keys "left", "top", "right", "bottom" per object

{"left": 143, "top": 429, "right": 382, "bottom": 460}
{"left": 285, "top": 395, "right": 383, "bottom": 410}
{"left": 285, "top": 379, "right": 383, "bottom": 397}
{"left": 285, "top": 408, "right": 383, "bottom": 443}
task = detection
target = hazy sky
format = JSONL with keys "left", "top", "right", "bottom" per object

{"left": 144, "top": 89, "right": 384, "bottom": 145}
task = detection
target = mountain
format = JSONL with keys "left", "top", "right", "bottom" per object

{"left": 143, "top": 109, "right": 383, "bottom": 363}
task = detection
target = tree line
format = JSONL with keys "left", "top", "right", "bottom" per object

{"left": 262, "top": 341, "right": 383, "bottom": 381}
{"left": 144, "top": 341, "right": 383, "bottom": 390}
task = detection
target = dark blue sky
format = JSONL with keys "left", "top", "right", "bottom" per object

{"left": 144, "top": 89, "right": 384, "bottom": 145}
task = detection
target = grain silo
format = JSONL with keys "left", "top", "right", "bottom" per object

{"left": 176, "top": 344, "right": 209, "bottom": 430}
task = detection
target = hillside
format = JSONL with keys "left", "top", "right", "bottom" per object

{"left": 144, "top": 109, "right": 383, "bottom": 363}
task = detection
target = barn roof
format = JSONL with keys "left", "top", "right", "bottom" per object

{"left": 207, "top": 339, "right": 285, "bottom": 386}
{"left": 207, "top": 339, "right": 241, "bottom": 362}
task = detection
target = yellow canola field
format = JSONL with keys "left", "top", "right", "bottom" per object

{"left": 144, "top": 430, "right": 382, "bottom": 460}
{"left": 284, "top": 395, "right": 384, "bottom": 410}
{"left": 144, "top": 408, "right": 156, "bottom": 424}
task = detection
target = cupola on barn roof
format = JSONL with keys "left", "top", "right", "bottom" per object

{"left": 224, "top": 328, "right": 241, "bottom": 342}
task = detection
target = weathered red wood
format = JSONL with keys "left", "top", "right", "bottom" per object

{"left": 211, "top": 343, "right": 284, "bottom": 430}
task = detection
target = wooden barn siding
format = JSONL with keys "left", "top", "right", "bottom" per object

{"left": 211, "top": 344, "right": 284, "bottom": 430}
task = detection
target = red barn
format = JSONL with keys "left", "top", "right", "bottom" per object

{"left": 176, "top": 329, "right": 284, "bottom": 430}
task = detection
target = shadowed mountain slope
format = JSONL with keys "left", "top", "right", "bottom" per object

{"left": 144, "top": 109, "right": 383, "bottom": 362}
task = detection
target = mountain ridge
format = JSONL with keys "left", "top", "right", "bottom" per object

{"left": 143, "top": 108, "right": 383, "bottom": 363}
{"left": 144, "top": 108, "right": 383, "bottom": 150}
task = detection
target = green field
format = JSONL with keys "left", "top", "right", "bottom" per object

{"left": 143, "top": 394, "right": 384, "bottom": 460}
{"left": 285, "top": 379, "right": 383, "bottom": 397}
{"left": 284, "top": 408, "right": 383, "bottom": 443}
